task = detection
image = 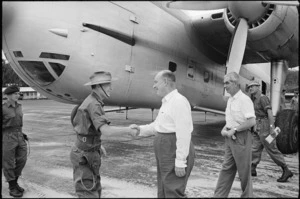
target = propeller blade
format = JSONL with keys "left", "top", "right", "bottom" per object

{"left": 226, "top": 18, "right": 248, "bottom": 74}
{"left": 166, "top": 1, "right": 228, "bottom": 10}
{"left": 262, "top": 1, "right": 299, "bottom": 6}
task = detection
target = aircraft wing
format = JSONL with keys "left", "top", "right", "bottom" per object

{"left": 188, "top": 10, "right": 269, "bottom": 65}
{"left": 153, "top": 1, "right": 298, "bottom": 68}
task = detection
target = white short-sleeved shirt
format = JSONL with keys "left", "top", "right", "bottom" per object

{"left": 226, "top": 90, "right": 256, "bottom": 128}
{"left": 139, "top": 89, "right": 193, "bottom": 168}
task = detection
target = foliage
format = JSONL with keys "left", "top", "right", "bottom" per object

{"left": 2, "top": 61, "right": 28, "bottom": 87}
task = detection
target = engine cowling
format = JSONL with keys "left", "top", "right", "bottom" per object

{"left": 224, "top": 3, "right": 298, "bottom": 67}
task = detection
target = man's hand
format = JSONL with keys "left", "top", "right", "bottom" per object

{"left": 129, "top": 124, "right": 140, "bottom": 136}
{"left": 100, "top": 145, "right": 107, "bottom": 157}
{"left": 22, "top": 133, "right": 28, "bottom": 141}
{"left": 221, "top": 128, "right": 228, "bottom": 137}
{"left": 175, "top": 167, "right": 186, "bottom": 177}
{"left": 226, "top": 128, "right": 235, "bottom": 138}
{"left": 270, "top": 125, "right": 276, "bottom": 138}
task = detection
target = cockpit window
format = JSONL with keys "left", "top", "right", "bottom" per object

{"left": 18, "top": 61, "right": 55, "bottom": 86}
{"left": 49, "top": 62, "right": 65, "bottom": 77}
{"left": 13, "top": 51, "right": 23, "bottom": 58}
{"left": 39, "top": 52, "right": 70, "bottom": 60}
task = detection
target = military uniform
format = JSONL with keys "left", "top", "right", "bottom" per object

{"left": 251, "top": 90, "right": 293, "bottom": 182}
{"left": 70, "top": 91, "right": 110, "bottom": 198}
{"left": 2, "top": 96, "right": 27, "bottom": 196}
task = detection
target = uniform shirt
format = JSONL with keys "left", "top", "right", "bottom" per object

{"left": 251, "top": 90, "right": 271, "bottom": 118}
{"left": 226, "top": 90, "right": 256, "bottom": 129}
{"left": 139, "top": 89, "right": 193, "bottom": 168}
{"left": 73, "top": 91, "right": 110, "bottom": 136}
{"left": 290, "top": 96, "right": 298, "bottom": 111}
{"left": 2, "top": 100, "right": 23, "bottom": 129}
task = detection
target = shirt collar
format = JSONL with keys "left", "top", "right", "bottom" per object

{"left": 6, "top": 100, "right": 18, "bottom": 108}
{"left": 92, "top": 91, "right": 104, "bottom": 105}
{"left": 251, "top": 90, "right": 261, "bottom": 100}
{"left": 162, "top": 89, "right": 177, "bottom": 103}
{"left": 231, "top": 89, "right": 243, "bottom": 100}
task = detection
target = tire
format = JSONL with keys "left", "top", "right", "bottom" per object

{"left": 275, "top": 109, "right": 298, "bottom": 154}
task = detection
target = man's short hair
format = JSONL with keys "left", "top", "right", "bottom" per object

{"left": 161, "top": 70, "right": 176, "bottom": 82}
{"left": 224, "top": 72, "right": 240, "bottom": 84}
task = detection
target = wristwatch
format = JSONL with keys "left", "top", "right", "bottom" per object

{"left": 234, "top": 127, "right": 238, "bottom": 133}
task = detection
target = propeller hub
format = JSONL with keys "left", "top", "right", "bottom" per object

{"left": 228, "top": 1, "right": 267, "bottom": 23}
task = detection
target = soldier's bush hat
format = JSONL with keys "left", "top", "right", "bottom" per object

{"left": 4, "top": 85, "right": 20, "bottom": 95}
{"left": 84, "top": 71, "right": 117, "bottom": 86}
{"left": 247, "top": 80, "right": 260, "bottom": 88}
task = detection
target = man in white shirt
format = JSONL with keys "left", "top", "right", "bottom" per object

{"left": 214, "top": 72, "right": 256, "bottom": 197}
{"left": 131, "top": 70, "right": 195, "bottom": 198}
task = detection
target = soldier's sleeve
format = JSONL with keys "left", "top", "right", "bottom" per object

{"left": 89, "top": 103, "right": 110, "bottom": 132}
{"left": 260, "top": 95, "right": 272, "bottom": 111}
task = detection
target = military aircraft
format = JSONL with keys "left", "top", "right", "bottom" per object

{"left": 2, "top": 1, "right": 298, "bottom": 154}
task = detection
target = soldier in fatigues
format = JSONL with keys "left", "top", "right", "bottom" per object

{"left": 248, "top": 80, "right": 293, "bottom": 182}
{"left": 2, "top": 85, "right": 28, "bottom": 197}
{"left": 70, "top": 71, "right": 138, "bottom": 198}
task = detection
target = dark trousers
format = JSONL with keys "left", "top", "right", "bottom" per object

{"left": 154, "top": 133, "right": 195, "bottom": 198}
{"left": 70, "top": 146, "right": 101, "bottom": 198}
{"left": 214, "top": 130, "right": 253, "bottom": 198}
{"left": 252, "top": 119, "right": 286, "bottom": 168}
{"left": 2, "top": 131, "right": 27, "bottom": 182}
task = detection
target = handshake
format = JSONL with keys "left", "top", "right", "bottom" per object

{"left": 128, "top": 124, "right": 140, "bottom": 137}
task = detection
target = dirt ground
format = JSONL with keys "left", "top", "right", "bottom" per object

{"left": 1, "top": 100, "right": 299, "bottom": 198}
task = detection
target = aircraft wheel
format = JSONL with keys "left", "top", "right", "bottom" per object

{"left": 275, "top": 109, "right": 298, "bottom": 154}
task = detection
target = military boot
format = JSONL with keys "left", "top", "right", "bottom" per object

{"left": 8, "top": 180, "right": 23, "bottom": 197}
{"left": 277, "top": 166, "right": 293, "bottom": 182}
{"left": 15, "top": 177, "right": 25, "bottom": 192}
{"left": 251, "top": 165, "right": 257, "bottom": 177}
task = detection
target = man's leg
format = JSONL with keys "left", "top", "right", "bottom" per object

{"left": 15, "top": 132, "right": 28, "bottom": 192}
{"left": 251, "top": 132, "right": 264, "bottom": 176}
{"left": 214, "top": 138, "right": 237, "bottom": 197}
{"left": 233, "top": 131, "right": 253, "bottom": 198}
{"left": 70, "top": 148, "right": 101, "bottom": 198}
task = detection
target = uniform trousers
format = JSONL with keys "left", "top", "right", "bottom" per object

{"left": 214, "top": 130, "right": 253, "bottom": 198}
{"left": 70, "top": 146, "right": 102, "bottom": 198}
{"left": 252, "top": 118, "right": 286, "bottom": 168}
{"left": 2, "top": 130, "right": 27, "bottom": 182}
{"left": 154, "top": 132, "right": 195, "bottom": 198}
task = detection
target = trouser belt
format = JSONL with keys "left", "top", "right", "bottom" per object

{"left": 256, "top": 117, "right": 268, "bottom": 121}
{"left": 75, "top": 134, "right": 100, "bottom": 152}
{"left": 3, "top": 127, "right": 22, "bottom": 133}
{"left": 74, "top": 145, "right": 101, "bottom": 152}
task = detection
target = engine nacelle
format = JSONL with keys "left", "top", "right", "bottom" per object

{"left": 224, "top": 4, "right": 298, "bottom": 68}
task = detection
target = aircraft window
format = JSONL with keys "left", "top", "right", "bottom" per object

{"left": 13, "top": 51, "right": 23, "bottom": 58}
{"left": 18, "top": 61, "right": 55, "bottom": 86}
{"left": 187, "top": 65, "right": 195, "bottom": 79}
{"left": 211, "top": 12, "right": 223, "bottom": 19}
{"left": 40, "top": 52, "right": 70, "bottom": 60}
{"left": 204, "top": 71, "right": 210, "bottom": 83}
{"left": 49, "top": 62, "right": 66, "bottom": 77}
{"left": 169, "top": 62, "right": 177, "bottom": 72}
